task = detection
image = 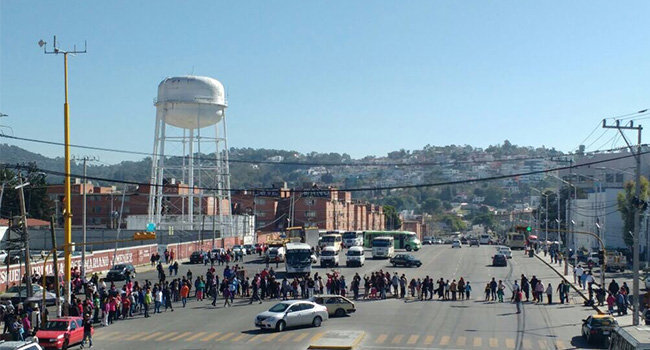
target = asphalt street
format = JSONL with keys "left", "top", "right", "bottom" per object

{"left": 86, "top": 245, "right": 606, "bottom": 350}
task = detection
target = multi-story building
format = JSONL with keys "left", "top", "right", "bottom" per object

{"left": 231, "top": 183, "right": 385, "bottom": 233}
{"left": 47, "top": 179, "right": 226, "bottom": 228}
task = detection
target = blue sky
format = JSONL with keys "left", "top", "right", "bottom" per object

{"left": 1, "top": 1, "right": 649, "bottom": 164}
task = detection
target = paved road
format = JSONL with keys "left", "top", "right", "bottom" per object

{"left": 87, "top": 245, "right": 607, "bottom": 350}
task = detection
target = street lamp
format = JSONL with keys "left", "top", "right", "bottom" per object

{"left": 39, "top": 36, "right": 86, "bottom": 313}
{"left": 548, "top": 173, "right": 578, "bottom": 274}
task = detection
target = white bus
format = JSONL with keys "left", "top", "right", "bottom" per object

{"left": 342, "top": 231, "right": 364, "bottom": 248}
{"left": 285, "top": 243, "right": 312, "bottom": 276}
{"left": 479, "top": 234, "right": 491, "bottom": 245}
{"left": 320, "top": 233, "right": 343, "bottom": 252}
{"left": 372, "top": 236, "right": 395, "bottom": 259}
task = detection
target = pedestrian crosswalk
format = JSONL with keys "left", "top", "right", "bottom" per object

{"left": 93, "top": 329, "right": 572, "bottom": 349}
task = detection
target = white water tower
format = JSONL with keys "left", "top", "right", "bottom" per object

{"left": 148, "top": 76, "right": 232, "bottom": 231}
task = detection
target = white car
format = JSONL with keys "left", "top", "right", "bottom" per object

{"left": 345, "top": 246, "right": 365, "bottom": 267}
{"left": 255, "top": 300, "right": 328, "bottom": 332}
{"left": 232, "top": 245, "right": 247, "bottom": 256}
{"left": 497, "top": 247, "right": 512, "bottom": 259}
{"left": 451, "top": 240, "right": 462, "bottom": 248}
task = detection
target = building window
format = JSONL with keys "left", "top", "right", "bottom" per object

{"left": 255, "top": 210, "right": 267, "bottom": 218}
{"left": 94, "top": 206, "right": 102, "bottom": 214}
{"left": 616, "top": 173, "right": 624, "bottom": 183}
{"left": 304, "top": 199, "right": 316, "bottom": 206}
{"left": 254, "top": 198, "right": 266, "bottom": 205}
{"left": 305, "top": 211, "right": 317, "bottom": 218}
{"left": 606, "top": 174, "right": 614, "bottom": 183}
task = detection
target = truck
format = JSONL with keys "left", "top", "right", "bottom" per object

{"left": 605, "top": 251, "right": 627, "bottom": 272}
{"left": 285, "top": 226, "right": 320, "bottom": 248}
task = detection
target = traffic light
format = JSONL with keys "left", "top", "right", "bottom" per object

{"left": 133, "top": 232, "right": 156, "bottom": 241}
{"left": 598, "top": 249, "right": 605, "bottom": 263}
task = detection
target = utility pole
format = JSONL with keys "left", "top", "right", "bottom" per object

{"left": 603, "top": 119, "right": 643, "bottom": 325}
{"left": 40, "top": 35, "right": 87, "bottom": 311}
{"left": 15, "top": 177, "right": 32, "bottom": 298}
{"left": 73, "top": 155, "right": 97, "bottom": 278}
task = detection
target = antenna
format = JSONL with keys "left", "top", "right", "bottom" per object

{"left": 39, "top": 35, "right": 87, "bottom": 55}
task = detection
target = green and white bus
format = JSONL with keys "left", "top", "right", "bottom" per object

{"left": 363, "top": 231, "right": 421, "bottom": 251}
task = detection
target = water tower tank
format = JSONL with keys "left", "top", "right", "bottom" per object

{"left": 156, "top": 76, "right": 226, "bottom": 129}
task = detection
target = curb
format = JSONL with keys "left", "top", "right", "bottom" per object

{"left": 533, "top": 253, "right": 605, "bottom": 314}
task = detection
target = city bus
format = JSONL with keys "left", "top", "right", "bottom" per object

{"left": 285, "top": 242, "right": 312, "bottom": 276}
{"left": 363, "top": 231, "right": 421, "bottom": 251}
{"left": 319, "top": 233, "right": 343, "bottom": 252}
{"left": 506, "top": 232, "right": 526, "bottom": 250}
{"left": 342, "top": 231, "right": 364, "bottom": 248}
{"left": 371, "top": 236, "right": 395, "bottom": 259}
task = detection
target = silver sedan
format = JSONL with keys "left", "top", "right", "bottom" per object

{"left": 255, "top": 300, "right": 328, "bottom": 332}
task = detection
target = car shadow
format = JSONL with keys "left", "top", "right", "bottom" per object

{"left": 570, "top": 335, "right": 608, "bottom": 349}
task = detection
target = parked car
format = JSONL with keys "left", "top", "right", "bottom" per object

{"left": 37, "top": 316, "right": 91, "bottom": 350}
{"left": 104, "top": 264, "right": 136, "bottom": 282}
{"left": 492, "top": 254, "right": 507, "bottom": 267}
{"left": 469, "top": 238, "right": 480, "bottom": 247}
{"left": 243, "top": 244, "right": 255, "bottom": 255}
{"left": 390, "top": 253, "right": 422, "bottom": 267}
{"left": 309, "top": 295, "right": 356, "bottom": 317}
{"left": 0, "top": 285, "right": 43, "bottom": 305}
{"left": 0, "top": 341, "right": 43, "bottom": 350}
{"left": 255, "top": 300, "right": 328, "bottom": 332}
{"left": 232, "top": 245, "right": 247, "bottom": 256}
{"left": 581, "top": 314, "right": 616, "bottom": 345}
{"left": 451, "top": 240, "right": 462, "bottom": 248}
{"left": 189, "top": 251, "right": 203, "bottom": 264}
{"left": 345, "top": 246, "right": 365, "bottom": 267}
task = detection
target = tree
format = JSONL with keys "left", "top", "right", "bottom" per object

{"left": 617, "top": 176, "right": 649, "bottom": 247}
{"left": 383, "top": 205, "right": 401, "bottom": 230}
{"left": 0, "top": 164, "right": 53, "bottom": 220}
{"left": 422, "top": 198, "right": 442, "bottom": 214}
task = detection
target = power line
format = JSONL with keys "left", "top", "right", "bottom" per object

{"left": 0, "top": 133, "right": 643, "bottom": 169}
{"left": 3, "top": 146, "right": 649, "bottom": 194}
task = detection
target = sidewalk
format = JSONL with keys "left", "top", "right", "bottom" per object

{"left": 533, "top": 250, "right": 606, "bottom": 314}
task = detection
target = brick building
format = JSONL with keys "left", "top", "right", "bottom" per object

{"left": 231, "top": 184, "right": 385, "bottom": 233}
{"left": 47, "top": 180, "right": 227, "bottom": 228}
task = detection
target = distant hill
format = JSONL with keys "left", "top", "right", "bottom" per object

{"left": 0, "top": 141, "right": 564, "bottom": 213}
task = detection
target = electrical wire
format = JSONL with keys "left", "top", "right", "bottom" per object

{"left": 576, "top": 121, "right": 605, "bottom": 152}
{"left": 3, "top": 146, "right": 650, "bottom": 193}
{"left": 1, "top": 133, "right": 641, "bottom": 169}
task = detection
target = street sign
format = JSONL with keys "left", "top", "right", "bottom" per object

{"left": 146, "top": 223, "right": 156, "bottom": 232}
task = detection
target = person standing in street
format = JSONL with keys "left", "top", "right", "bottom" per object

{"left": 515, "top": 289, "right": 522, "bottom": 314}
{"left": 546, "top": 283, "right": 553, "bottom": 304}
{"left": 465, "top": 282, "right": 471, "bottom": 299}
{"left": 489, "top": 278, "right": 497, "bottom": 301}
{"left": 180, "top": 282, "right": 190, "bottom": 308}
{"left": 81, "top": 314, "right": 93, "bottom": 348}
{"left": 143, "top": 288, "right": 152, "bottom": 318}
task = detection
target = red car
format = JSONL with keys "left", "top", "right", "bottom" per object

{"left": 36, "top": 317, "right": 91, "bottom": 350}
